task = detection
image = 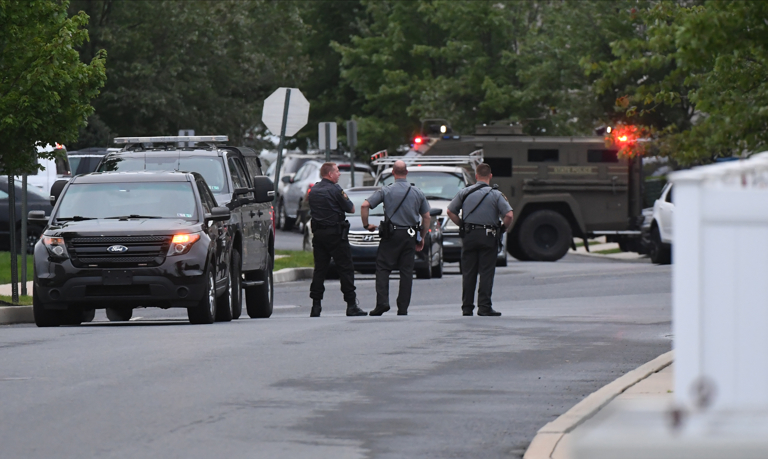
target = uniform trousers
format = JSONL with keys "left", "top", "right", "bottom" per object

{"left": 375, "top": 229, "right": 416, "bottom": 312}
{"left": 460, "top": 229, "right": 498, "bottom": 313}
{"left": 309, "top": 229, "right": 356, "bottom": 303}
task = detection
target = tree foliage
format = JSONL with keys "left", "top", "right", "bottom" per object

{"left": 68, "top": 0, "right": 309, "bottom": 146}
{"left": 0, "top": 0, "right": 106, "bottom": 172}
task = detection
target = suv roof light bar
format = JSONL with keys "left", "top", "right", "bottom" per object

{"left": 114, "top": 136, "right": 229, "bottom": 144}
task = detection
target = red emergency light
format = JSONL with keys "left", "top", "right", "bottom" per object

{"left": 413, "top": 136, "right": 424, "bottom": 145}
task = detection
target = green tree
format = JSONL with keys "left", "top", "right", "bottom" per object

{"left": 69, "top": 0, "right": 309, "bottom": 147}
{"left": 592, "top": 0, "right": 768, "bottom": 164}
{"left": 0, "top": 0, "right": 106, "bottom": 172}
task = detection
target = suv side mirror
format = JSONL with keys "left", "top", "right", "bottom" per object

{"left": 252, "top": 176, "right": 275, "bottom": 203}
{"left": 234, "top": 187, "right": 251, "bottom": 196}
{"left": 429, "top": 208, "right": 443, "bottom": 217}
{"left": 205, "top": 206, "right": 231, "bottom": 222}
{"left": 49, "top": 179, "right": 68, "bottom": 206}
{"left": 28, "top": 210, "right": 48, "bottom": 223}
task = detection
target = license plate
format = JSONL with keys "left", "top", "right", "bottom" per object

{"left": 103, "top": 270, "right": 133, "bottom": 285}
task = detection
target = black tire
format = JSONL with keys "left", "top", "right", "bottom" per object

{"left": 649, "top": 226, "right": 672, "bottom": 265}
{"left": 519, "top": 210, "right": 572, "bottom": 261}
{"left": 81, "top": 308, "right": 96, "bottom": 323}
{"left": 279, "top": 199, "right": 295, "bottom": 231}
{"left": 431, "top": 245, "right": 443, "bottom": 278}
{"left": 415, "top": 246, "right": 432, "bottom": 279}
{"left": 106, "top": 307, "right": 133, "bottom": 322}
{"left": 230, "top": 250, "right": 242, "bottom": 320}
{"left": 188, "top": 269, "right": 216, "bottom": 324}
{"left": 215, "top": 265, "right": 233, "bottom": 322}
{"left": 246, "top": 254, "right": 273, "bottom": 318}
{"left": 507, "top": 233, "right": 532, "bottom": 261}
{"left": 33, "top": 286, "right": 63, "bottom": 327}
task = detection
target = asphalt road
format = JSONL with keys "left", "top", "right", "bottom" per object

{"left": 0, "top": 254, "right": 671, "bottom": 459}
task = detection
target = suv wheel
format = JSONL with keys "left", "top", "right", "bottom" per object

{"left": 519, "top": 210, "right": 572, "bottom": 261}
{"left": 215, "top": 266, "right": 233, "bottom": 322}
{"left": 188, "top": 269, "right": 216, "bottom": 324}
{"left": 230, "top": 250, "right": 242, "bottom": 319}
{"left": 649, "top": 226, "right": 672, "bottom": 265}
{"left": 106, "top": 307, "right": 133, "bottom": 322}
{"left": 246, "top": 254, "right": 273, "bottom": 318}
{"left": 33, "top": 287, "right": 63, "bottom": 327}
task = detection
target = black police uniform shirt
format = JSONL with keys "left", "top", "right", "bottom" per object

{"left": 308, "top": 178, "right": 354, "bottom": 227}
{"left": 447, "top": 183, "right": 513, "bottom": 226}
{"left": 366, "top": 178, "right": 430, "bottom": 226}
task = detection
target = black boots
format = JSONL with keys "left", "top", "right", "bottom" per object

{"left": 310, "top": 299, "right": 322, "bottom": 317}
{"left": 477, "top": 308, "right": 502, "bottom": 317}
{"left": 346, "top": 300, "right": 367, "bottom": 317}
{"left": 368, "top": 305, "right": 390, "bottom": 316}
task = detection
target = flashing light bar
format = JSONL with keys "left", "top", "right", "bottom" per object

{"left": 114, "top": 136, "right": 229, "bottom": 144}
{"left": 370, "top": 150, "right": 388, "bottom": 161}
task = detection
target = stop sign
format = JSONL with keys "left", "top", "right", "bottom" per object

{"left": 261, "top": 88, "right": 310, "bottom": 137}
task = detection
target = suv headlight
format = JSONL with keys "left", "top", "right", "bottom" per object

{"left": 168, "top": 233, "right": 201, "bottom": 256}
{"left": 43, "top": 236, "right": 69, "bottom": 258}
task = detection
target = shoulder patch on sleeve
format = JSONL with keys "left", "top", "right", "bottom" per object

{"left": 341, "top": 190, "right": 348, "bottom": 199}
{"left": 500, "top": 192, "right": 509, "bottom": 202}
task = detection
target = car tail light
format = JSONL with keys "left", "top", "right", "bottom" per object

{"left": 43, "top": 236, "right": 68, "bottom": 258}
{"left": 168, "top": 233, "right": 201, "bottom": 256}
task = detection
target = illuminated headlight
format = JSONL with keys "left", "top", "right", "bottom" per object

{"left": 168, "top": 233, "right": 201, "bottom": 256}
{"left": 43, "top": 237, "right": 69, "bottom": 258}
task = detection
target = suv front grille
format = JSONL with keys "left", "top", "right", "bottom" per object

{"left": 68, "top": 236, "right": 171, "bottom": 268}
{"left": 348, "top": 231, "right": 380, "bottom": 246}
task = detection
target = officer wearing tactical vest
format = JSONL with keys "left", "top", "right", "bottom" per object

{"left": 447, "top": 162, "right": 514, "bottom": 317}
{"left": 307, "top": 162, "right": 368, "bottom": 317}
{"left": 361, "top": 160, "right": 430, "bottom": 316}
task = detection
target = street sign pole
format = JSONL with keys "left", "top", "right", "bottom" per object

{"left": 273, "top": 88, "right": 292, "bottom": 203}
{"left": 8, "top": 173, "right": 18, "bottom": 304}
{"left": 21, "top": 174, "right": 27, "bottom": 296}
{"left": 325, "top": 122, "right": 331, "bottom": 163}
{"left": 347, "top": 120, "right": 357, "bottom": 188}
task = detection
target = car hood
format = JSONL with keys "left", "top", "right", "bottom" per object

{"left": 45, "top": 218, "right": 202, "bottom": 237}
{"left": 348, "top": 215, "right": 384, "bottom": 232}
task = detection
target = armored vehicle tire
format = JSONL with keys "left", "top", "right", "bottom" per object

{"left": 106, "top": 307, "right": 133, "bottom": 322}
{"left": 519, "top": 210, "right": 572, "bottom": 262}
{"left": 188, "top": 269, "right": 216, "bottom": 324}
{"left": 507, "top": 235, "right": 532, "bottom": 261}
{"left": 230, "top": 250, "right": 243, "bottom": 320}
{"left": 649, "top": 226, "right": 671, "bottom": 265}
{"left": 215, "top": 266, "right": 233, "bottom": 322}
{"left": 246, "top": 254, "right": 273, "bottom": 318}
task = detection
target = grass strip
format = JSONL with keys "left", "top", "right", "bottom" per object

{"left": 0, "top": 294, "right": 33, "bottom": 306}
{"left": 595, "top": 248, "right": 623, "bottom": 254}
{"left": 275, "top": 250, "right": 314, "bottom": 271}
{"left": 0, "top": 252, "right": 34, "bottom": 285}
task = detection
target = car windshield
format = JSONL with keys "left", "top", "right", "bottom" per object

{"left": 98, "top": 156, "right": 229, "bottom": 193}
{"left": 346, "top": 192, "right": 384, "bottom": 216}
{"left": 379, "top": 171, "right": 465, "bottom": 200}
{"left": 56, "top": 182, "right": 198, "bottom": 220}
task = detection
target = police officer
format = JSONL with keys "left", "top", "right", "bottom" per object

{"left": 446, "top": 163, "right": 514, "bottom": 316}
{"left": 307, "top": 162, "right": 367, "bottom": 317}
{"left": 361, "top": 160, "right": 430, "bottom": 316}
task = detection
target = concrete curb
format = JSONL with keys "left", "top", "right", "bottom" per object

{"left": 522, "top": 351, "right": 674, "bottom": 459}
{"left": 0, "top": 267, "right": 314, "bottom": 326}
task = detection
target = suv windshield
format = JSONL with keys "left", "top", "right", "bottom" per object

{"left": 56, "top": 182, "right": 198, "bottom": 220}
{"left": 379, "top": 171, "right": 465, "bottom": 200}
{"left": 98, "top": 156, "right": 229, "bottom": 193}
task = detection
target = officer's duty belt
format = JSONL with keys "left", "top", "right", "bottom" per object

{"left": 391, "top": 225, "right": 420, "bottom": 231}
{"left": 464, "top": 223, "right": 499, "bottom": 230}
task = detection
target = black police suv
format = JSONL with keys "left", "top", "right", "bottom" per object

{"left": 97, "top": 138, "right": 275, "bottom": 320}
{"left": 31, "top": 171, "right": 271, "bottom": 327}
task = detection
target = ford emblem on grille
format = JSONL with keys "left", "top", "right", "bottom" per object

{"left": 107, "top": 245, "right": 129, "bottom": 253}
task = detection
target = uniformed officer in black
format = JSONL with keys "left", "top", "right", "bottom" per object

{"left": 307, "top": 162, "right": 367, "bottom": 317}
{"left": 361, "top": 160, "right": 430, "bottom": 316}
{"left": 447, "top": 163, "right": 514, "bottom": 316}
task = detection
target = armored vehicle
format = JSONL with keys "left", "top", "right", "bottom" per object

{"left": 413, "top": 119, "right": 644, "bottom": 262}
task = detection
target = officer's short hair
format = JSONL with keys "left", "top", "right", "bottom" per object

{"left": 320, "top": 162, "right": 337, "bottom": 178}
{"left": 393, "top": 162, "right": 408, "bottom": 176}
{"left": 476, "top": 163, "right": 492, "bottom": 178}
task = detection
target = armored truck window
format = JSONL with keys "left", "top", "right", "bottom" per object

{"left": 484, "top": 158, "right": 512, "bottom": 177}
{"left": 528, "top": 149, "right": 559, "bottom": 162}
{"left": 587, "top": 149, "right": 619, "bottom": 163}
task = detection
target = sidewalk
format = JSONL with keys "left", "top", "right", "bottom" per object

{"left": 524, "top": 352, "right": 673, "bottom": 459}
{"left": 0, "top": 281, "right": 33, "bottom": 297}
{"left": 569, "top": 237, "right": 648, "bottom": 261}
